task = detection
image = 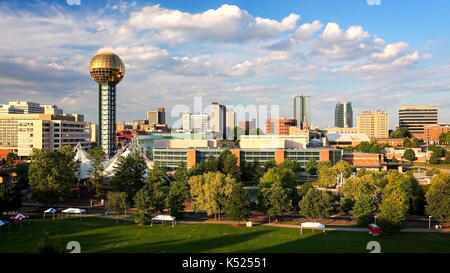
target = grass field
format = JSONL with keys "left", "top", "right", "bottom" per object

{"left": 1, "top": 218, "right": 449, "bottom": 253}
{"left": 413, "top": 162, "right": 450, "bottom": 170}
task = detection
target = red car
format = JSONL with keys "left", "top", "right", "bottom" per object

{"left": 368, "top": 224, "right": 381, "bottom": 236}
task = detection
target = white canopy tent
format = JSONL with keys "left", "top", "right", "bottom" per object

{"left": 151, "top": 215, "right": 176, "bottom": 227}
{"left": 43, "top": 208, "right": 58, "bottom": 219}
{"left": 300, "top": 222, "right": 326, "bottom": 235}
{"left": 62, "top": 208, "right": 86, "bottom": 220}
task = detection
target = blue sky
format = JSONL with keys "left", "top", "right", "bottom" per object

{"left": 0, "top": 0, "right": 449, "bottom": 129}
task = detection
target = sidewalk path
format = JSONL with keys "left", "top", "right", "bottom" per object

{"left": 88, "top": 214, "right": 449, "bottom": 233}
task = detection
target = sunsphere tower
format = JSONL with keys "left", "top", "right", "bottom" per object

{"left": 89, "top": 52, "right": 125, "bottom": 158}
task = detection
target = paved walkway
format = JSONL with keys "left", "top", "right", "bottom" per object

{"left": 88, "top": 214, "right": 449, "bottom": 233}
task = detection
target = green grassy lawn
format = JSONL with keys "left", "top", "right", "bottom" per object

{"left": 413, "top": 162, "right": 450, "bottom": 169}
{"left": 1, "top": 218, "right": 449, "bottom": 253}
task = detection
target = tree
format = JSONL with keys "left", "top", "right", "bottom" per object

{"left": 5, "top": 152, "right": 17, "bottom": 165}
{"left": 390, "top": 128, "right": 410, "bottom": 139}
{"left": 353, "top": 142, "right": 383, "bottom": 153}
{"left": 106, "top": 191, "right": 127, "bottom": 223}
{"left": 378, "top": 189, "right": 409, "bottom": 233}
{"left": 332, "top": 160, "right": 354, "bottom": 179}
{"left": 225, "top": 183, "right": 251, "bottom": 224}
{"left": 110, "top": 152, "right": 147, "bottom": 203}
{"left": 438, "top": 131, "right": 450, "bottom": 145}
{"left": 299, "top": 188, "right": 332, "bottom": 220}
{"left": 259, "top": 167, "right": 297, "bottom": 207}
{"left": 217, "top": 149, "right": 233, "bottom": 172}
{"left": 403, "top": 138, "right": 412, "bottom": 148}
{"left": 173, "top": 161, "right": 190, "bottom": 200}
{"left": 279, "top": 158, "right": 302, "bottom": 174}
{"left": 167, "top": 183, "right": 187, "bottom": 218}
{"left": 305, "top": 158, "right": 318, "bottom": 175}
{"left": 13, "top": 162, "right": 29, "bottom": 190}
{"left": 28, "top": 146, "right": 79, "bottom": 206}
{"left": 0, "top": 183, "right": 22, "bottom": 218}
{"left": 425, "top": 173, "right": 450, "bottom": 223}
{"left": 86, "top": 147, "right": 106, "bottom": 199}
{"left": 222, "top": 151, "right": 241, "bottom": 181}
{"left": 268, "top": 182, "right": 291, "bottom": 221}
{"left": 428, "top": 152, "right": 439, "bottom": 165}
{"left": 263, "top": 159, "right": 276, "bottom": 172}
{"left": 350, "top": 194, "right": 377, "bottom": 226}
{"left": 317, "top": 161, "right": 336, "bottom": 187}
{"left": 445, "top": 152, "right": 450, "bottom": 164}
{"left": 240, "top": 161, "right": 252, "bottom": 182}
{"left": 384, "top": 170, "right": 424, "bottom": 214}
{"left": 297, "top": 182, "right": 313, "bottom": 202}
{"left": 428, "top": 145, "right": 446, "bottom": 158}
{"left": 189, "top": 163, "right": 205, "bottom": 177}
{"left": 404, "top": 149, "right": 416, "bottom": 161}
{"left": 411, "top": 137, "right": 421, "bottom": 148}
{"left": 341, "top": 171, "right": 387, "bottom": 201}
{"left": 189, "top": 172, "right": 236, "bottom": 220}
{"left": 204, "top": 154, "right": 219, "bottom": 173}
{"left": 340, "top": 197, "right": 355, "bottom": 213}
{"left": 425, "top": 168, "right": 440, "bottom": 177}
{"left": 257, "top": 187, "right": 271, "bottom": 219}
{"left": 167, "top": 162, "right": 190, "bottom": 218}
{"left": 132, "top": 187, "right": 152, "bottom": 224}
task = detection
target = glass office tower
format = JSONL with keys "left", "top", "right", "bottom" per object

{"left": 89, "top": 52, "right": 125, "bottom": 158}
{"left": 293, "top": 94, "right": 311, "bottom": 128}
{"left": 335, "top": 102, "right": 353, "bottom": 128}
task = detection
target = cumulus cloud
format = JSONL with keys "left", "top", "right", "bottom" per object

{"left": 310, "top": 23, "right": 382, "bottom": 61}
{"left": 293, "top": 20, "right": 324, "bottom": 41}
{"left": 127, "top": 4, "right": 300, "bottom": 43}
{"left": 0, "top": 2, "right": 446, "bottom": 128}
{"left": 97, "top": 45, "right": 171, "bottom": 70}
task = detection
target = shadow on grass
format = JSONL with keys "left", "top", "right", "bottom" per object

{"left": 84, "top": 229, "right": 274, "bottom": 253}
{"left": 254, "top": 230, "right": 450, "bottom": 253}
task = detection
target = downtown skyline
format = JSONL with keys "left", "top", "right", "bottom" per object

{"left": 0, "top": 0, "right": 449, "bottom": 129}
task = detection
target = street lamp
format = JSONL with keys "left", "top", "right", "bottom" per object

{"left": 374, "top": 215, "right": 377, "bottom": 225}
{"left": 428, "top": 215, "right": 432, "bottom": 230}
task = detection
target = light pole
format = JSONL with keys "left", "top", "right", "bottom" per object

{"left": 374, "top": 215, "right": 377, "bottom": 225}
{"left": 428, "top": 215, "right": 432, "bottom": 230}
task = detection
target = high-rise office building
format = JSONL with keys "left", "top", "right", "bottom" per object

{"left": 89, "top": 52, "right": 125, "bottom": 158}
{"left": 294, "top": 94, "right": 311, "bottom": 128}
{"left": 399, "top": 106, "right": 438, "bottom": 138}
{"left": 357, "top": 110, "right": 389, "bottom": 138}
{"left": 0, "top": 110, "right": 91, "bottom": 157}
{"left": 225, "top": 110, "right": 236, "bottom": 139}
{"left": 0, "top": 101, "right": 44, "bottom": 114}
{"left": 147, "top": 108, "right": 165, "bottom": 124}
{"left": 191, "top": 113, "right": 209, "bottom": 132}
{"left": 335, "top": 102, "right": 353, "bottom": 128}
{"left": 182, "top": 111, "right": 192, "bottom": 131}
{"left": 209, "top": 102, "right": 226, "bottom": 138}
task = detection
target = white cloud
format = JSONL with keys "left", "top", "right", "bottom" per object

{"left": 293, "top": 20, "right": 323, "bottom": 41}
{"left": 127, "top": 4, "right": 300, "bottom": 43}
{"left": 0, "top": 2, "right": 447, "bottom": 128}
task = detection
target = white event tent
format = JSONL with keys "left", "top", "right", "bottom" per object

{"left": 300, "top": 222, "right": 326, "bottom": 235}
{"left": 62, "top": 208, "right": 86, "bottom": 220}
{"left": 151, "top": 215, "right": 176, "bottom": 227}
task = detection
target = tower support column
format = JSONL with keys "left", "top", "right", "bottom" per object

{"left": 98, "top": 83, "right": 116, "bottom": 158}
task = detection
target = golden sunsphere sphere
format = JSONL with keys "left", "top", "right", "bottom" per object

{"left": 89, "top": 52, "right": 125, "bottom": 84}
